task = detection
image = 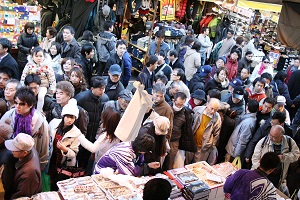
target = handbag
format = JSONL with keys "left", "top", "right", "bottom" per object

{"left": 56, "top": 161, "right": 85, "bottom": 178}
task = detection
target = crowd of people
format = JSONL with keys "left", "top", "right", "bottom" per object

{"left": 0, "top": 20, "right": 299, "bottom": 200}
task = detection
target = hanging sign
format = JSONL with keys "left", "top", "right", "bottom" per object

{"left": 160, "top": 0, "right": 175, "bottom": 21}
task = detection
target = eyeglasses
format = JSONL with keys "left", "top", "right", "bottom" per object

{"left": 14, "top": 101, "right": 26, "bottom": 106}
{"left": 263, "top": 61, "right": 270, "bottom": 64}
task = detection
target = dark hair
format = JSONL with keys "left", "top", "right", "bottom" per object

{"left": 81, "top": 43, "right": 94, "bottom": 56}
{"left": 253, "top": 77, "right": 266, "bottom": 88}
{"left": 185, "top": 36, "right": 194, "bottom": 45}
{"left": 63, "top": 25, "right": 75, "bottom": 34}
{"left": 294, "top": 57, "right": 300, "bottom": 61}
{"left": 187, "top": 28, "right": 194, "bottom": 34}
{"left": 272, "top": 111, "right": 286, "bottom": 124}
{"left": 262, "top": 55, "right": 270, "bottom": 62}
{"left": 104, "top": 20, "right": 114, "bottom": 31}
{"left": 143, "top": 178, "right": 172, "bottom": 200}
{"left": 173, "top": 68, "right": 185, "bottom": 81}
{"left": 90, "top": 76, "right": 106, "bottom": 88}
{"left": 208, "top": 89, "right": 221, "bottom": 100}
{"left": 247, "top": 100, "right": 259, "bottom": 113}
{"left": 31, "top": 46, "right": 45, "bottom": 58}
{"left": 69, "top": 67, "right": 87, "bottom": 91}
{"left": 191, "top": 42, "right": 201, "bottom": 51}
{"left": 81, "top": 30, "right": 94, "bottom": 41}
{"left": 24, "top": 22, "right": 35, "bottom": 33}
{"left": 260, "top": 152, "right": 281, "bottom": 171}
{"left": 274, "top": 70, "right": 287, "bottom": 82}
{"left": 24, "top": 74, "right": 41, "bottom": 86}
{"left": 263, "top": 97, "right": 276, "bottom": 107}
{"left": 46, "top": 26, "right": 57, "bottom": 37}
{"left": 155, "top": 30, "right": 164, "bottom": 38}
{"left": 0, "top": 68, "right": 12, "bottom": 79}
{"left": 132, "top": 134, "right": 155, "bottom": 154}
{"left": 245, "top": 51, "right": 253, "bottom": 56}
{"left": 0, "top": 38, "right": 12, "bottom": 52}
{"left": 147, "top": 55, "right": 158, "bottom": 67}
{"left": 14, "top": 87, "right": 36, "bottom": 107}
{"left": 157, "top": 51, "right": 166, "bottom": 58}
{"left": 50, "top": 41, "right": 61, "bottom": 56}
{"left": 216, "top": 67, "right": 228, "bottom": 77}
{"left": 228, "top": 29, "right": 234, "bottom": 35}
{"left": 155, "top": 74, "right": 168, "bottom": 85}
{"left": 201, "top": 27, "right": 209, "bottom": 33}
{"left": 61, "top": 57, "right": 76, "bottom": 74}
{"left": 56, "top": 81, "right": 75, "bottom": 98}
{"left": 101, "top": 107, "right": 120, "bottom": 143}
{"left": 168, "top": 49, "right": 178, "bottom": 58}
{"left": 174, "top": 91, "right": 187, "bottom": 101}
{"left": 56, "top": 115, "right": 74, "bottom": 136}
{"left": 230, "top": 48, "right": 241, "bottom": 57}
{"left": 241, "top": 67, "right": 250, "bottom": 73}
{"left": 261, "top": 72, "right": 273, "bottom": 82}
{"left": 55, "top": 31, "right": 64, "bottom": 44}
{"left": 116, "top": 39, "right": 126, "bottom": 48}
{"left": 235, "top": 36, "right": 244, "bottom": 45}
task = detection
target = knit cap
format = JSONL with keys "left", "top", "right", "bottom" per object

{"left": 61, "top": 99, "right": 79, "bottom": 119}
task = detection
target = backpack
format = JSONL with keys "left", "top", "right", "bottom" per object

{"left": 261, "top": 135, "right": 292, "bottom": 152}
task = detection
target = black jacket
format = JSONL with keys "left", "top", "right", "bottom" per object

{"left": 271, "top": 79, "right": 293, "bottom": 107}
{"left": 75, "top": 90, "right": 109, "bottom": 142}
{"left": 288, "top": 70, "right": 300, "bottom": 99}
{"left": 17, "top": 32, "right": 39, "bottom": 68}
{"left": 238, "top": 57, "right": 252, "bottom": 75}
{"left": 76, "top": 55, "right": 93, "bottom": 86}
{"left": 105, "top": 79, "right": 124, "bottom": 101}
{"left": 103, "top": 53, "right": 123, "bottom": 76}
{"left": 0, "top": 54, "right": 19, "bottom": 79}
{"left": 137, "top": 67, "right": 156, "bottom": 90}
{"left": 178, "top": 107, "right": 196, "bottom": 152}
{"left": 188, "top": 73, "right": 206, "bottom": 94}
{"left": 60, "top": 38, "right": 81, "bottom": 60}
{"left": 170, "top": 58, "right": 184, "bottom": 71}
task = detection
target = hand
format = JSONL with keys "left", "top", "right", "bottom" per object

{"left": 148, "top": 162, "right": 160, "bottom": 169}
{"left": 291, "top": 104, "right": 295, "bottom": 108}
{"left": 245, "top": 158, "right": 250, "bottom": 163}
{"left": 57, "top": 141, "right": 68, "bottom": 153}
{"left": 278, "top": 154, "right": 283, "bottom": 161}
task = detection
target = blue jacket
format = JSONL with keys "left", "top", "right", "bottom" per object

{"left": 122, "top": 51, "right": 132, "bottom": 87}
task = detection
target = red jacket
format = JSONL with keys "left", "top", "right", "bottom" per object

{"left": 246, "top": 87, "right": 266, "bottom": 103}
{"left": 225, "top": 56, "right": 238, "bottom": 81}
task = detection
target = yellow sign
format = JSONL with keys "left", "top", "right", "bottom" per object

{"left": 160, "top": 0, "right": 175, "bottom": 21}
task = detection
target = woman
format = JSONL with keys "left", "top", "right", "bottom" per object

{"left": 211, "top": 56, "right": 226, "bottom": 77}
{"left": 94, "top": 134, "right": 160, "bottom": 176}
{"left": 204, "top": 67, "right": 229, "bottom": 94}
{"left": 250, "top": 56, "right": 273, "bottom": 82}
{"left": 40, "top": 26, "right": 57, "bottom": 53}
{"left": 184, "top": 42, "right": 201, "bottom": 82}
{"left": 49, "top": 42, "right": 63, "bottom": 75}
{"left": 225, "top": 49, "right": 239, "bottom": 81}
{"left": 69, "top": 67, "right": 88, "bottom": 96}
{"left": 271, "top": 70, "right": 293, "bottom": 107}
{"left": 55, "top": 57, "right": 76, "bottom": 82}
{"left": 48, "top": 98, "right": 81, "bottom": 189}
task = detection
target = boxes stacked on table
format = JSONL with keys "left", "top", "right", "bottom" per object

{"left": 182, "top": 180, "right": 210, "bottom": 200}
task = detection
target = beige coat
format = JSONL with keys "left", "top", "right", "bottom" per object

{"left": 184, "top": 49, "right": 201, "bottom": 81}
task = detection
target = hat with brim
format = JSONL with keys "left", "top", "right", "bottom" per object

{"left": 109, "top": 64, "right": 122, "bottom": 76}
{"left": 233, "top": 86, "right": 244, "bottom": 100}
{"left": 191, "top": 89, "right": 206, "bottom": 101}
{"left": 153, "top": 116, "right": 170, "bottom": 135}
{"left": 276, "top": 96, "right": 286, "bottom": 105}
{"left": 5, "top": 133, "right": 34, "bottom": 151}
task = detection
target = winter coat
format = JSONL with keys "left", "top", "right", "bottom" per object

{"left": 122, "top": 51, "right": 132, "bottom": 87}
{"left": 49, "top": 119, "right": 81, "bottom": 166}
{"left": 184, "top": 49, "right": 201, "bottom": 81}
{"left": 0, "top": 109, "right": 50, "bottom": 170}
{"left": 50, "top": 54, "right": 63, "bottom": 75}
{"left": 17, "top": 32, "right": 39, "bottom": 69}
{"left": 218, "top": 37, "right": 235, "bottom": 57}
{"left": 76, "top": 55, "right": 93, "bottom": 86}
{"left": 136, "top": 67, "right": 156, "bottom": 90}
{"left": 178, "top": 107, "right": 196, "bottom": 152}
{"left": 225, "top": 55, "right": 238, "bottom": 81}
{"left": 204, "top": 74, "right": 229, "bottom": 94}
{"left": 78, "top": 39, "right": 98, "bottom": 63}
{"left": 170, "top": 58, "right": 184, "bottom": 71}
{"left": 188, "top": 73, "right": 207, "bottom": 93}
{"left": 0, "top": 53, "right": 19, "bottom": 79}
{"left": 238, "top": 57, "right": 252, "bottom": 75}
{"left": 251, "top": 135, "right": 300, "bottom": 184}
{"left": 105, "top": 79, "right": 125, "bottom": 101}
{"left": 20, "top": 54, "right": 56, "bottom": 92}
{"left": 288, "top": 70, "right": 300, "bottom": 99}
{"left": 192, "top": 106, "right": 222, "bottom": 151}
{"left": 226, "top": 113, "right": 257, "bottom": 157}
{"left": 60, "top": 38, "right": 81, "bottom": 60}
{"left": 250, "top": 62, "right": 274, "bottom": 83}
{"left": 246, "top": 85, "right": 266, "bottom": 104}
{"left": 155, "top": 63, "right": 172, "bottom": 80}
{"left": 271, "top": 79, "right": 293, "bottom": 107}
{"left": 96, "top": 31, "right": 116, "bottom": 62}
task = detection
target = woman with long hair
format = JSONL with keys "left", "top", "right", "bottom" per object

{"left": 69, "top": 67, "right": 88, "bottom": 96}
{"left": 204, "top": 67, "right": 229, "bottom": 94}
{"left": 56, "top": 57, "right": 76, "bottom": 82}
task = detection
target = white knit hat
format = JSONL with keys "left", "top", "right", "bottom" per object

{"left": 61, "top": 99, "right": 79, "bottom": 119}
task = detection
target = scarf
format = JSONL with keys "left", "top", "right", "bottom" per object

{"left": 258, "top": 63, "right": 265, "bottom": 75}
{"left": 14, "top": 108, "right": 35, "bottom": 137}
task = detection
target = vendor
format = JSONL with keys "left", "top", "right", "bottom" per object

{"left": 93, "top": 134, "right": 160, "bottom": 176}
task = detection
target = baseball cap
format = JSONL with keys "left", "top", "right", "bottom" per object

{"left": 229, "top": 78, "right": 242, "bottom": 88}
{"left": 277, "top": 96, "right": 286, "bottom": 105}
{"left": 198, "top": 65, "right": 212, "bottom": 77}
{"left": 118, "top": 89, "right": 133, "bottom": 101}
{"left": 5, "top": 133, "right": 34, "bottom": 151}
{"left": 233, "top": 86, "right": 244, "bottom": 100}
{"left": 109, "top": 64, "right": 122, "bottom": 76}
{"left": 153, "top": 116, "right": 170, "bottom": 135}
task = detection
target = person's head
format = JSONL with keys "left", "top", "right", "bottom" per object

{"left": 261, "top": 56, "right": 271, "bottom": 68}
{"left": 62, "top": 25, "right": 75, "bottom": 43}
{"left": 0, "top": 38, "right": 12, "bottom": 55}
{"left": 170, "top": 68, "right": 184, "bottom": 82}
{"left": 274, "top": 70, "right": 287, "bottom": 82}
{"left": 275, "top": 95, "right": 286, "bottom": 113}
{"left": 235, "top": 36, "right": 244, "bottom": 46}
{"left": 101, "top": 107, "right": 120, "bottom": 142}
{"left": 244, "top": 34, "right": 251, "bottom": 44}
{"left": 132, "top": 134, "right": 155, "bottom": 154}
{"left": 155, "top": 30, "right": 165, "bottom": 44}
{"left": 261, "top": 97, "right": 276, "bottom": 114}
{"left": 246, "top": 99, "right": 259, "bottom": 113}
{"left": 61, "top": 98, "right": 79, "bottom": 127}
{"left": 184, "top": 35, "right": 194, "bottom": 46}
{"left": 260, "top": 73, "right": 272, "bottom": 87}
{"left": 206, "top": 98, "right": 220, "bottom": 116}
{"left": 24, "top": 74, "right": 41, "bottom": 97}
{"left": 146, "top": 55, "right": 159, "bottom": 72}
{"left": 108, "top": 64, "right": 122, "bottom": 83}
{"left": 0, "top": 122, "right": 13, "bottom": 144}
{"left": 191, "top": 42, "right": 201, "bottom": 51}
{"left": 187, "top": 28, "right": 194, "bottom": 36}
{"left": 191, "top": 89, "right": 206, "bottom": 106}
{"left": 69, "top": 67, "right": 87, "bottom": 88}
{"left": 104, "top": 20, "right": 114, "bottom": 32}
{"left": 167, "top": 49, "right": 178, "bottom": 62}
{"left": 5, "top": 79, "right": 21, "bottom": 103}
{"left": 14, "top": 87, "right": 36, "bottom": 116}
{"left": 0, "top": 68, "right": 11, "bottom": 89}
{"left": 116, "top": 40, "right": 127, "bottom": 58}
{"left": 293, "top": 57, "right": 300, "bottom": 67}
{"left": 227, "top": 30, "right": 234, "bottom": 39}
{"left": 55, "top": 31, "right": 64, "bottom": 44}
{"left": 49, "top": 42, "right": 61, "bottom": 57}
{"left": 81, "top": 43, "right": 95, "bottom": 59}
{"left": 56, "top": 81, "right": 75, "bottom": 107}
{"left": 81, "top": 30, "right": 94, "bottom": 42}
{"left": 153, "top": 115, "right": 170, "bottom": 135}
{"left": 90, "top": 76, "right": 106, "bottom": 97}
{"left": 245, "top": 51, "right": 253, "bottom": 62}
{"left": 252, "top": 77, "right": 266, "bottom": 93}
{"left": 232, "top": 86, "right": 244, "bottom": 104}
{"left": 117, "top": 89, "right": 133, "bottom": 110}
{"left": 216, "top": 56, "right": 226, "bottom": 68}
{"left": 202, "top": 27, "right": 209, "bottom": 36}
{"left": 269, "top": 124, "right": 285, "bottom": 144}
{"left": 61, "top": 57, "right": 76, "bottom": 74}
{"left": 152, "top": 83, "right": 166, "bottom": 105}
{"left": 207, "top": 89, "right": 221, "bottom": 101}
{"left": 229, "top": 78, "right": 242, "bottom": 92}
{"left": 46, "top": 26, "right": 57, "bottom": 39}
{"left": 271, "top": 111, "right": 286, "bottom": 126}
{"left": 168, "top": 82, "right": 181, "bottom": 97}
{"left": 240, "top": 67, "right": 250, "bottom": 80}
{"left": 24, "top": 22, "right": 35, "bottom": 35}
{"left": 198, "top": 65, "right": 212, "bottom": 78}
{"left": 143, "top": 178, "right": 172, "bottom": 200}
{"left": 173, "top": 92, "right": 186, "bottom": 111}
{"left": 229, "top": 49, "right": 240, "bottom": 61}
{"left": 216, "top": 67, "right": 228, "bottom": 82}
{"left": 5, "top": 133, "right": 34, "bottom": 159}
{"left": 259, "top": 152, "right": 281, "bottom": 174}
{"left": 156, "top": 51, "right": 166, "bottom": 65}
{"left": 31, "top": 46, "right": 45, "bottom": 65}
{"left": 155, "top": 74, "right": 168, "bottom": 85}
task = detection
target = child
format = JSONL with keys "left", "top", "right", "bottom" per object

{"left": 69, "top": 67, "right": 87, "bottom": 96}
{"left": 20, "top": 46, "right": 56, "bottom": 112}
{"left": 49, "top": 42, "right": 63, "bottom": 75}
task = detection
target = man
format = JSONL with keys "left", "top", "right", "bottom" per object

{"left": 241, "top": 34, "right": 256, "bottom": 57}
{"left": 198, "top": 27, "right": 212, "bottom": 66}
{"left": 0, "top": 38, "right": 19, "bottom": 79}
{"left": 149, "top": 30, "right": 170, "bottom": 63}
{"left": 189, "top": 65, "right": 212, "bottom": 94}
{"left": 238, "top": 51, "right": 253, "bottom": 76}
{"left": 137, "top": 55, "right": 158, "bottom": 90}
{"left": 167, "top": 49, "right": 184, "bottom": 71}
{"left": 237, "top": 67, "right": 251, "bottom": 88}
{"left": 225, "top": 100, "right": 259, "bottom": 161}
{"left": 155, "top": 51, "right": 172, "bottom": 80}
{"left": 178, "top": 29, "right": 198, "bottom": 52}
{"left": 251, "top": 125, "right": 300, "bottom": 189}
{"left": 218, "top": 30, "right": 236, "bottom": 57}
{"left": 60, "top": 25, "right": 81, "bottom": 59}
{"left": 221, "top": 78, "right": 243, "bottom": 102}
{"left": 3, "top": 79, "right": 22, "bottom": 110}
{"left": 167, "top": 68, "right": 190, "bottom": 100}
{"left": 272, "top": 96, "right": 291, "bottom": 125}
{"left": 103, "top": 89, "right": 132, "bottom": 117}
{"left": 255, "top": 97, "right": 276, "bottom": 131}
{"left": 224, "top": 152, "right": 280, "bottom": 200}
{"left": 103, "top": 40, "right": 130, "bottom": 87}
{"left": 105, "top": 64, "right": 125, "bottom": 100}
{"left": 166, "top": 81, "right": 181, "bottom": 102}
{"left": 261, "top": 72, "right": 274, "bottom": 98}
{"left": 186, "top": 98, "right": 222, "bottom": 163}
{"left": 76, "top": 43, "right": 95, "bottom": 86}
{"left": 4, "top": 133, "right": 42, "bottom": 199}
{"left": 0, "top": 68, "right": 12, "bottom": 98}
{"left": 288, "top": 68, "right": 300, "bottom": 119}
{"left": 152, "top": 83, "right": 174, "bottom": 141}
{"left": 143, "top": 178, "right": 172, "bottom": 200}
{"left": 246, "top": 77, "right": 267, "bottom": 103}
{"left": 286, "top": 56, "right": 299, "bottom": 83}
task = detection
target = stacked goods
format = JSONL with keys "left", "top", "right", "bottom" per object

{"left": 182, "top": 180, "right": 210, "bottom": 200}
{"left": 212, "top": 162, "right": 238, "bottom": 178}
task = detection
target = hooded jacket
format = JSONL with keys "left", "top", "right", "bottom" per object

{"left": 246, "top": 85, "right": 266, "bottom": 103}
{"left": 184, "top": 48, "right": 201, "bottom": 81}
{"left": 225, "top": 55, "right": 238, "bottom": 81}
{"left": 96, "top": 31, "right": 116, "bottom": 62}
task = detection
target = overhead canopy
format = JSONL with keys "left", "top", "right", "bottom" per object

{"left": 237, "top": 0, "right": 282, "bottom": 12}
{"left": 246, "top": 0, "right": 282, "bottom": 4}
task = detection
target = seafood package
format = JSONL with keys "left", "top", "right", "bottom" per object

{"left": 212, "top": 162, "right": 238, "bottom": 178}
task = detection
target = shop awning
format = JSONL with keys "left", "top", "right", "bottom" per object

{"left": 237, "top": 0, "right": 282, "bottom": 12}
